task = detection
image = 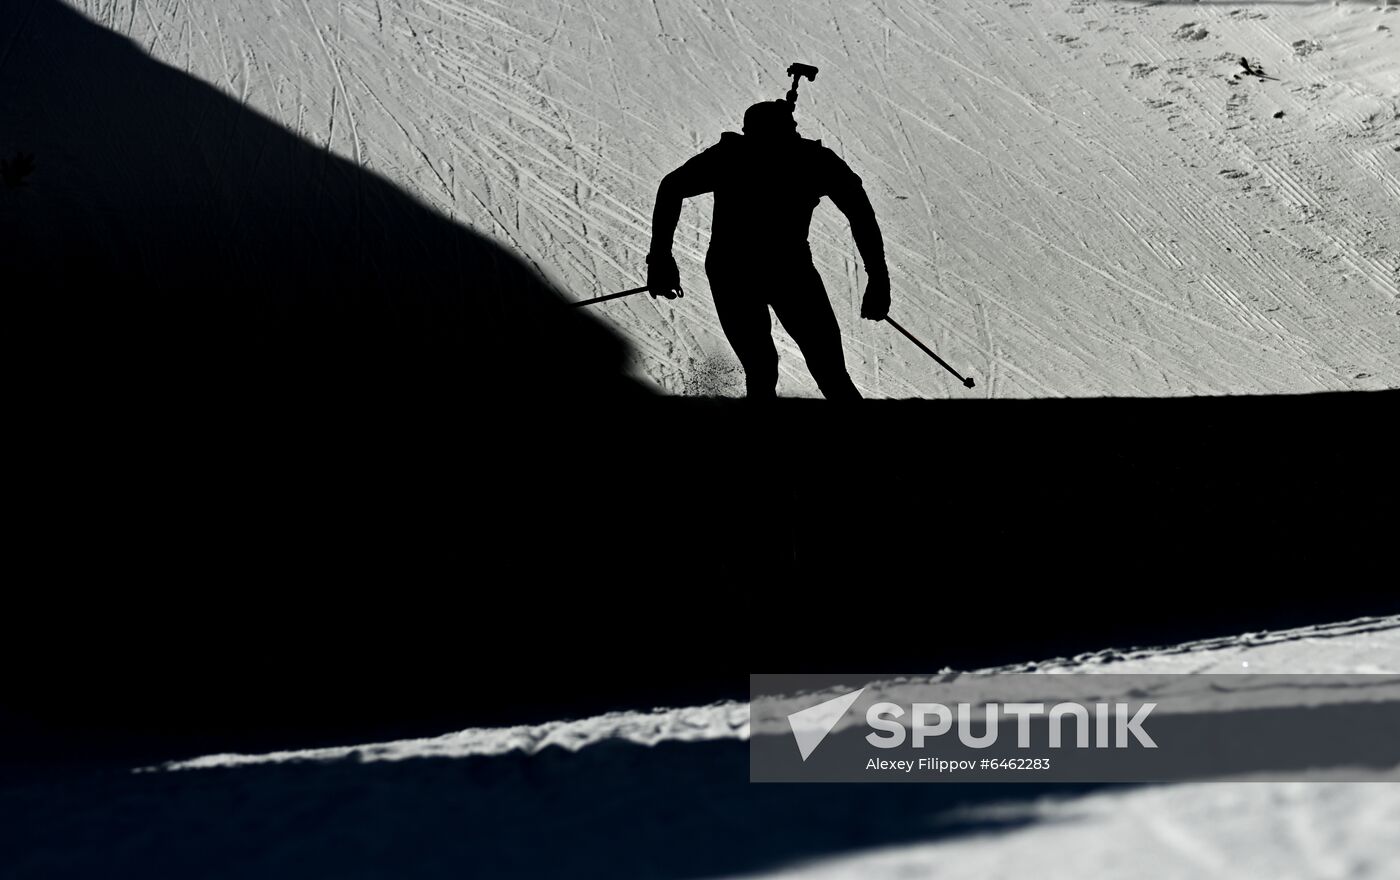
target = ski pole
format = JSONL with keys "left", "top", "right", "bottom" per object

{"left": 884, "top": 316, "right": 976, "bottom": 389}
{"left": 572, "top": 285, "right": 649, "bottom": 307}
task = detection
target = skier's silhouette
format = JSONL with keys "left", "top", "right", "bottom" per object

{"left": 647, "top": 100, "right": 889, "bottom": 400}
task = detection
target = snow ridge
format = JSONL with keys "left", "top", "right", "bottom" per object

{"left": 149, "top": 615, "right": 1399, "bottom": 773}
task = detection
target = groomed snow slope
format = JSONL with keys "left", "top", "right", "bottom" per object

{"left": 3, "top": 617, "right": 1396, "bottom": 877}
{"left": 118, "top": 616, "right": 1396, "bottom": 880}
{"left": 52, "top": 0, "right": 1399, "bottom": 397}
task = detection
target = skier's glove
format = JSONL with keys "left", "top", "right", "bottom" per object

{"left": 861, "top": 268, "right": 890, "bottom": 321}
{"left": 646, "top": 253, "right": 683, "bottom": 300}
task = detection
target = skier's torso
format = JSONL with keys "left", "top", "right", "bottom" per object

{"left": 704, "top": 133, "right": 845, "bottom": 264}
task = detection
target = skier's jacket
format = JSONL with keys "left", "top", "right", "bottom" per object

{"left": 650, "top": 131, "right": 886, "bottom": 274}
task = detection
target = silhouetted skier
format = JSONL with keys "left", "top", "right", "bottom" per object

{"left": 646, "top": 100, "right": 889, "bottom": 400}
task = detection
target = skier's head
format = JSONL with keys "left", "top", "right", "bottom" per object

{"left": 743, "top": 100, "right": 798, "bottom": 140}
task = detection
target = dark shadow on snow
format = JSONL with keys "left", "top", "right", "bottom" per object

{"left": 0, "top": 737, "right": 1109, "bottom": 879}
{"left": 12, "top": 688, "right": 1396, "bottom": 878}
{"left": 0, "top": 0, "right": 647, "bottom": 755}
{"left": 0, "top": 0, "right": 637, "bottom": 411}
{"left": 2, "top": 390, "right": 1396, "bottom": 775}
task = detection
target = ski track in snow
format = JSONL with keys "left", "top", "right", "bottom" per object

{"left": 143, "top": 615, "right": 1400, "bottom": 880}
{"left": 68, "top": 0, "right": 1400, "bottom": 398}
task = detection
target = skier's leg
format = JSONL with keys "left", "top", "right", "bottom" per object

{"left": 707, "top": 261, "right": 779, "bottom": 398}
{"left": 771, "top": 263, "right": 861, "bottom": 401}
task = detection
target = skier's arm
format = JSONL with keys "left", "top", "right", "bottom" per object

{"left": 825, "top": 158, "right": 888, "bottom": 279}
{"left": 648, "top": 148, "right": 723, "bottom": 256}
{"left": 647, "top": 143, "right": 724, "bottom": 299}
{"left": 825, "top": 153, "right": 890, "bottom": 320}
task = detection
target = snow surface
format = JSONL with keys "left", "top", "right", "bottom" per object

{"left": 731, "top": 778, "right": 1400, "bottom": 880}
{"left": 153, "top": 616, "right": 1400, "bottom": 771}
{"left": 3, "top": 617, "right": 1396, "bottom": 877}
{"left": 734, "top": 618, "right": 1400, "bottom": 880}
{"left": 112, "top": 616, "right": 1398, "bottom": 880}
{"left": 51, "top": 0, "right": 1399, "bottom": 397}
{"left": 183, "top": 618, "right": 1400, "bottom": 878}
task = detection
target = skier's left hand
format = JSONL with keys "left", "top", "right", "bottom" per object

{"left": 861, "top": 268, "right": 890, "bottom": 321}
{"left": 646, "top": 253, "right": 683, "bottom": 300}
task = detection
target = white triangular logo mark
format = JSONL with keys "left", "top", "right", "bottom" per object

{"left": 788, "top": 688, "right": 865, "bottom": 761}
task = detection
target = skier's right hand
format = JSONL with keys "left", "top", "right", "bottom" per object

{"left": 646, "top": 252, "right": 683, "bottom": 300}
{"left": 861, "top": 268, "right": 891, "bottom": 321}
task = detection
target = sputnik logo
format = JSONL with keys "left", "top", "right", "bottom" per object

{"left": 787, "top": 687, "right": 865, "bottom": 760}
